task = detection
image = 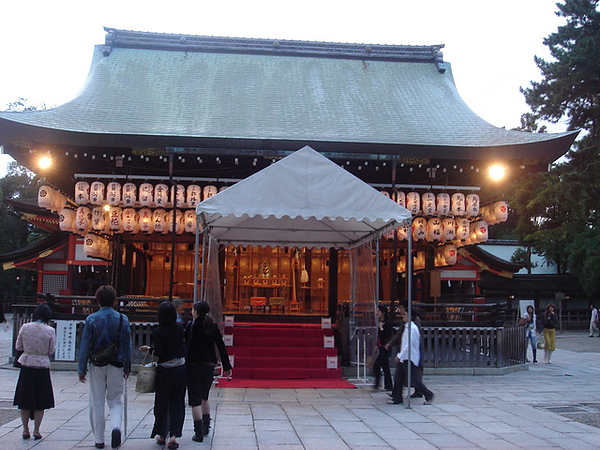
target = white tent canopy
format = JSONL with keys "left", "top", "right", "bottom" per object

{"left": 195, "top": 146, "right": 411, "bottom": 248}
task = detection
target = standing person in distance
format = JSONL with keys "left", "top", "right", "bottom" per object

{"left": 13, "top": 303, "right": 55, "bottom": 440}
{"left": 140, "top": 301, "right": 186, "bottom": 449}
{"left": 542, "top": 303, "right": 558, "bottom": 364}
{"left": 589, "top": 304, "right": 599, "bottom": 337}
{"left": 185, "top": 301, "right": 232, "bottom": 442}
{"left": 519, "top": 305, "right": 538, "bottom": 364}
{"left": 372, "top": 305, "right": 393, "bottom": 391}
{"left": 78, "top": 285, "right": 132, "bottom": 449}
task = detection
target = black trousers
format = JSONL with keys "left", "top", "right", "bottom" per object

{"left": 390, "top": 361, "right": 433, "bottom": 403}
{"left": 372, "top": 347, "right": 393, "bottom": 390}
{"left": 151, "top": 365, "right": 186, "bottom": 438}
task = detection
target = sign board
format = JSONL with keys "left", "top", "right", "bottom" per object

{"left": 55, "top": 320, "right": 77, "bottom": 361}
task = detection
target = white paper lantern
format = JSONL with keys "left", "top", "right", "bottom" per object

{"left": 106, "top": 182, "right": 122, "bottom": 206}
{"left": 474, "top": 220, "right": 489, "bottom": 242}
{"left": 397, "top": 223, "right": 409, "bottom": 241}
{"left": 89, "top": 181, "right": 105, "bottom": 205}
{"left": 139, "top": 183, "right": 154, "bottom": 207}
{"left": 451, "top": 193, "right": 466, "bottom": 216}
{"left": 380, "top": 190, "right": 391, "bottom": 199}
{"left": 167, "top": 210, "right": 184, "bottom": 234}
{"left": 91, "top": 207, "right": 107, "bottom": 231}
{"left": 154, "top": 183, "right": 169, "bottom": 207}
{"left": 109, "top": 206, "right": 124, "bottom": 233}
{"left": 436, "top": 193, "right": 451, "bottom": 216}
{"left": 75, "top": 206, "right": 92, "bottom": 233}
{"left": 219, "top": 186, "right": 228, "bottom": 192}
{"left": 466, "top": 194, "right": 480, "bottom": 217}
{"left": 442, "top": 245, "right": 458, "bottom": 265}
{"left": 422, "top": 193, "right": 436, "bottom": 216}
{"left": 184, "top": 210, "right": 197, "bottom": 233}
{"left": 412, "top": 217, "right": 427, "bottom": 240}
{"left": 395, "top": 191, "right": 406, "bottom": 208}
{"left": 203, "top": 185, "right": 218, "bottom": 200}
{"left": 426, "top": 218, "right": 442, "bottom": 242}
{"left": 138, "top": 208, "right": 153, "bottom": 234}
{"left": 171, "top": 184, "right": 186, "bottom": 208}
{"left": 38, "top": 185, "right": 54, "bottom": 210}
{"left": 406, "top": 192, "right": 420, "bottom": 215}
{"left": 455, "top": 218, "right": 470, "bottom": 240}
{"left": 123, "top": 208, "right": 139, "bottom": 233}
{"left": 122, "top": 182, "right": 137, "bottom": 206}
{"left": 494, "top": 201, "right": 509, "bottom": 223}
{"left": 84, "top": 234, "right": 100, "bottom": 258}
{"left": 50, "top": 190, "right": 66, "bottom": 213}
{"left": 153, "top": 209, "right": 168, "bottom": 234}
{"left": 74, "top": 181, "right": 89, "bottom": 205}
{"left": 186, "top": 185, "right": 202, "bottom": 207}
{"left": 442, "top": 218, "right": 456, "bottom": 242}
{"left": 59, "top": 208, "right": 76, "bottom": 232}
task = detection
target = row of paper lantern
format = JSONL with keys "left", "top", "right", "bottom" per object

{"left": 73, "top": 181, "right": 226, "bottom": 208}
{"left": 397, "top": 244, "right": 458, "bottom": 272}
{"left": 59, "top": 207, "right": 199, "bottom": 235}
{"left": 392, "top": 217, "right": 490, "bottom": 243}
{"left": 381, "top": 191, "right": 481, "bottom": 217}
{"left": 83, "top": 234, "right": 112, "bottom": 260}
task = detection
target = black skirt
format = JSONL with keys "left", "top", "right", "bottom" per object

{"left": 13, "top": 366, "right": 55, "bottom": 411}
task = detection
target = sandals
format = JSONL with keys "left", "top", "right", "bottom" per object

{"left": 33, "top": 432, "right": 42, "bottom": 440}
{"left": 167, "top": 441, "right": 179, "bottom": 449}
{"left": 156, "top": 436, "right": 166, "bottom": 446}
{"left": 22, "top": 431, "right": 30, "bottom": 440}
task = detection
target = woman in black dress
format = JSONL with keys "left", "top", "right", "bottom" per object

{"left": 13, "top": 303, "right": 55, "bottom": 440}
{"left": 372, "top": 304, "right": 394, "bottom": 391}
{"left": 140, "top": 301, "right": 186, "bottom": 449}
{"left": 185, "top": 301, "right": 232, "bottom": 442}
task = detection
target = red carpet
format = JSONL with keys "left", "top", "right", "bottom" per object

{"left": 216, "top": 377, "right": 356, "bottom": 389}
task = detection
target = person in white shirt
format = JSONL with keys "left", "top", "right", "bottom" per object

{"left": 387, "top": 310, "right": 434, "bottom": 405}
{"left": 590, "top": 304, "right": 599, "bottom": 337}
{"left": 519, "top": 305, "right": 538, "bottom": 363}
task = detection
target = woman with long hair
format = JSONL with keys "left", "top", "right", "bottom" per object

{"left": 13, "top": 303, "right": 55, "bottom": 440}
{"left": 372, "top": 305, "right": 393, "bottom": 391}
{"left": 543, "top": 303, "right": 558, "bottom": 363}
{"left": 140, "top": 301, "right": 186, "bottom": 449}
{"left": 519, "top": 304, "right": 538, "bottom": 364}
{"left": 185, "top": 301, "right": 232, "bottom": 442}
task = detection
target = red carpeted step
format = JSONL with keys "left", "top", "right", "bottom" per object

{"left": 232, "top": 346, "right": 336, "bottom": 358}
{"left": 235, "top": 356, "right": 328, "bottom": 369}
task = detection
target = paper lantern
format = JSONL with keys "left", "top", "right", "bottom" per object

{"left": 494, "top": 201, "right": 509, "bottom": 223}
{"left": 75, "top": 206, "right": 92, "bottom": 233}
{"left": 436, "top": 193, "right": 451, "bottom": 216}
{"left": 442, "top": 218, "right": 456, "bottom": 242}
{"left": 219, "top": 186, "right": 228, "bottom": 192}
{"left": 422, "top": 193, "right": 436, "bottom": 216}
{"left": 122, "top": 182, "right": 137, "bottom": 206}
{"left": 186, "top": 185, "right": 202, "bottom": 207}
{"left": 380, "top": 190, "right": 391, "bottom": 199}
{"left": 106, "top": 182, "right": 121, "bottom": 206}
{"left": 466, "top": 194, "right": 480, "bottom": 217}
{"left": 474, "top": 220, "right": 489, "bottom": 242}
{"left": 397, "top": 223, "right": 409, "bottom": 241}
{"left": 91, "top": 207, "right": 107, "bottom": 231}
{"left": 203, "top": 185, "right": 218, "bottom": 200}
{"left": 74, "top": 181, "right": 89, "bottom": 205}
{"left": 154, "top": 183, "right": 169, "bottom": 207}
{"left": 406, "top": 192, "right": 420, "bottom": 215}
{"left": 451, "top": 193, "right": 466, "bottom": 216}
{"left": 184, "top": 210, "right": 197, "bottom": 233}
{"left": 139, "top": 183, "right": 154, "bottom": 206}
{"left": 38, "top": 185, "right": 54, "bottom": 210}
{"left": 426, "top": 218, "right": 442, "bottom": 242}
{"left": 84, "top": 234, "right": 100, "bottom": 258}
{"left": 442, "top": 245, "right": 458, "bottom": 265}
{"left": 412, "top": 217, "right": 427, "bottom": 240}
{"left": 109, "top": 206, "right": 124, "bottom": 233}
{"left": 167, "top": 210, "right": 184, "bottom": 234}
{"left": 171, "top": 184, "right": 186, "bottom": 208}
{"left": 395, "top": 191, "right": 406, "bottom": 208}
{"left": 89, "top": 181, "right": 105, "bottom": 205}
{"left": 59, "top": 208, "right": 76, "bottom": 232}
{"left": 123, "top": 208, "right": 139, "bottom": 233}
{"left": 153, "top": 209, "right": 168, "bottom": 234}
{"left": 138, "top": 208, "right": 153, "bottom": 234}
{"left": 50, "top": 190, "right": 66, "bottom": 212}
{"left": 455, "top": 218, "right": 470, "bottom": 240}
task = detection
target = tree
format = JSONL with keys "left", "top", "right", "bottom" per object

{"left": 512, "top": 0, "right": 600, "bottom": 295}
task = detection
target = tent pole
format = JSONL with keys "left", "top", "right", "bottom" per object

{"left": 406, "top": 218, "right": 413, "bottom": 409}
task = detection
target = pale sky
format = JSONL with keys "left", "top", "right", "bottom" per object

{"left": 0, "top": 0, "right": 568, "bottom": 175}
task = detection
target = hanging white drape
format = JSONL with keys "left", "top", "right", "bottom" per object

{"left": 200, "top": 233, "right": 223, "bottom": 330}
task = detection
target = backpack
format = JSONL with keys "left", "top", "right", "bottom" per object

{"left": 90, "top": 314, "right": 123, "bottom": 367}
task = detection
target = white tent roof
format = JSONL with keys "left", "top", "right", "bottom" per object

{"left": 195, "top": 146, "right": 411, "bottom": 248}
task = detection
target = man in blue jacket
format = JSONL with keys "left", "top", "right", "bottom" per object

{"left": 78, "top": 285, "right": 131, "bottom": 449}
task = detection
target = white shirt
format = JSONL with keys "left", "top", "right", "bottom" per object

{"left": 397, "top": 321, "right": 420, "bottom": 366}
{"left": 591, "top": 308, "right": 598, "bottom": 323}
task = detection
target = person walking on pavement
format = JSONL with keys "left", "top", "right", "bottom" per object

{"left": 388, "top": 309, "right": 434, "bottom": 405}
{"left": 372, "top": 305, "right": 393, "bottom": 391}
{"left": 78, "top": 285, "right": 132, "bottom": 449}
{"left": 542, "top": 303, "right": 558, "bottom": 364}
{"left": 13, "top": 303, "right": 55, "bottom": 441}
{"left": 185, "top": 301, "right": 232, "bottom": 442}
{"left": 589, "top": 304, "right": 599, "bottom": 337}
{"left": 519, "top": 305, "right": 538, "bottom": 364}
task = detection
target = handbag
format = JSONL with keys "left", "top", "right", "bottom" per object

{"left": 537, "top": 333, "right": 545, "bottom": 350}
{"left": 13, "top": 350, "right": 23, "bottom": 368}
{"left": 90, "top": 314, "right": 124, "bottom": 367}
{"left": 366, "top": 348, "right": 378, "bottom": 370}
{"left": 135, "top": 351, "right": 156, "bottom": 394}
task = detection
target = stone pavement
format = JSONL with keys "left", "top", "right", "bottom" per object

{"left": 1, "top": 320, "right": 600, "bottom": 449}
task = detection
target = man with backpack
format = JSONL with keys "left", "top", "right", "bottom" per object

{"left": 78, "top": 285, "right": 131, "bottom": 449}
